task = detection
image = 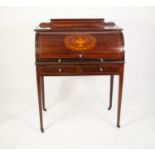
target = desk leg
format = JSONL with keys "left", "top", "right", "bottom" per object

{"left": 37, "top": 74, "right": 44, "bottom": 133}
{"left": 108, "top": 75, "right": 114, "bottom": 110}
{"left": 117, "top": 66, "right": 124, "bottom": 128}
{"left": 41, "top": 76, "right": 47, "bottom": 111}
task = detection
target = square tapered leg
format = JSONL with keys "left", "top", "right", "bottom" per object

{"left": 108, "top": 75, "right": 114, "bottom": 110}
{"left": 36, "top": 71, "right": 44, "bottom": 133}
{"left": 117, "top": 65, "right": 124, "bottom": 128}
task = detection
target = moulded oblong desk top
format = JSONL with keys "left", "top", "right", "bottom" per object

{"left": 34, "top": 18, "right": 122, "bottom": 32}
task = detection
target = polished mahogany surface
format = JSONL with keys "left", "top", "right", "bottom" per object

{"left": 35, "top": 19, "right": 125, "bottom": 133}
{"left": 36, "top": 19, "right": 121, "bottom": 31}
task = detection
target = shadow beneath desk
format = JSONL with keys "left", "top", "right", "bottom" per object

{"left": 46, "top": 77, "right": 76, "bottom": 110}
{"left": 122, "top": 112, "right": 155, "bottom": 128}
{"left": 0, "top": 107, "right": 29, "bottom": 125}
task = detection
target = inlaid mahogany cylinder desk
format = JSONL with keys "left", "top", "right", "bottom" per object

{"left": 34, "top": 19, "right": 125, "bottom": 133}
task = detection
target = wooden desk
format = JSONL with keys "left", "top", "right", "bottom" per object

{"left": 34, "top": 19, "right": 125, "bottom": 133}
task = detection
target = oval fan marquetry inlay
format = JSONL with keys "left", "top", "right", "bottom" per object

{"left": 64, "top": 34, "right": 97, "bottom": 52}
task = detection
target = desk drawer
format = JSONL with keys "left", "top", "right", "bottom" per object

{"left": 80, "top": 65, "right": 120, "bottom": 74}
{"left": 39, "top": 65, "right": 78, "bottom": 75}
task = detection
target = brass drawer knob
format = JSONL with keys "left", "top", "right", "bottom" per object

{"left": 99, "top": 68, "right": 103, "bottom": 72}
{"left": 100, "top": 58, "right": 104, "bottom": 62}
{"left": 58, "top": 68, "right": 62, "bottom": 72}
{"left": 78, "top": 54, "right": 83, "bottom": 58}
{"left": 58, "top": 59, "right": 62, "bottom": 63}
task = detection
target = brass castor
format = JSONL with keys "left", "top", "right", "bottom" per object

{"left": 117, "top": 124, "right": 120, "bottom": 128}
{"left": 43, "top": 108, "right": 47, "bottom": 111}
{"left": 107, "top": 106, "right": 112, "bottom": 110}
{"left": 41, "top": 128, "right": 44, "bottom": 133}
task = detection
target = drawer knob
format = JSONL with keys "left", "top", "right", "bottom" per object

{"left": 78, "top": 54, "right": 83, "bottom": 58}
{"left": 58, "top": 68, "right": 62, "bottom": 72}
{"left": 100, "top": 58, "right": 104, "bottom": 62}
{"left": 58, "top": 59, "right": 62, "bottom": 63}
{"left": 99, "top": 68, "right": 103, "bottom": 72}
